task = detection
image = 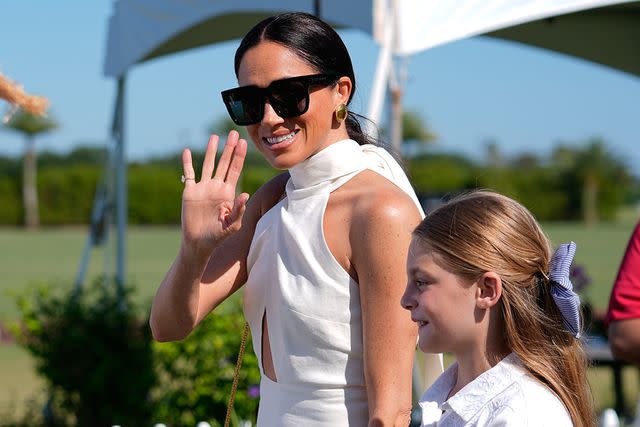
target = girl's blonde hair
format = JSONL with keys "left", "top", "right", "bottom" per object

{"left": 414, "top": 190, "right": 594, "bottom": 427}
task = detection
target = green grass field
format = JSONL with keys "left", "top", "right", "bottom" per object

{"left": 1, "top": 221, "right": 636, "bottom": 319}
{"left": 0, "top": 226, "right": 183, "bottom": 322}
{"left": 1, "top": 221, "right": 639, "bottom": 418}
{"left": 543, "top": 221, "right": 638, "bottom": 310}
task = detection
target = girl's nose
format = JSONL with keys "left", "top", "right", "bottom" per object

{"left": 400, "top": 285, "right": 415, "bottom": 310}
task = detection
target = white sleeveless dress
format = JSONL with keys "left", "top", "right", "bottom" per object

{"left": 243, "top": 139, "right": 442, "bottom": 426}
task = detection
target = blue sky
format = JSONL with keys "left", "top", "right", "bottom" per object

{"left": 2, "top": 1, "right": 639, "bottom": 175}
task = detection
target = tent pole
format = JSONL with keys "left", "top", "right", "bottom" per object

{"left": 390, "top": 56, "right": 409, "bottom": 154}
{"left": 366, "top": 0, "right": 395, "bottom": 137}
{"left": 389, "top": 63, "right": 402, "bottom": 154}
{"left": 74, "top": 184, "right": 108, "bottom": 292}
{"left": 114, "top": 76, "right": 127, "bottom": 292}
{"left": 314, "top": 0, "right": 321, "bottom": 17}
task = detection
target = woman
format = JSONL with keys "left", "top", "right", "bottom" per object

{"left": 150, "top": 12, "right": 442, "bottom": 426}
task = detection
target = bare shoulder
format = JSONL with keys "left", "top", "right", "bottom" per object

{"left": 329, "top": 169, "right": 422, "bottom": 272}
{"left": 324, "top": 168, "right": 421, "bottom": 281}
{"left": 346, "top": 169, "right": 422, "bottom": 234}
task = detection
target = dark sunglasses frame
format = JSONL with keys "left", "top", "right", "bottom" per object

{"left": 221, "top": 73, "right": 338, "bottom": 126}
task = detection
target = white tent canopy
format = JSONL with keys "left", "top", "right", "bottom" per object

{"left": 105, "top": 0, "right": 640, "bottom": 78}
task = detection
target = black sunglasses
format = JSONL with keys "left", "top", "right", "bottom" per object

{"left": 221, "top": 73, "right": 338, "bottom": 126}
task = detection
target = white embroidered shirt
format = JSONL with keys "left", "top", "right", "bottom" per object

{"left": 419, "top": 353, "right": 573, "bottom": 426}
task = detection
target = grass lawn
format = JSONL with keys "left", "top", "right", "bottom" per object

{"left": 1, "top": 220, "right": 638, "bottom": 417}
{"left": 542, "top": 221, "right": 637, "bottom": 310}
{"left": 1, "top": 220, "right": 636, "bottom": 320}
{"left": 0, "top": 344, "right": 44, "bottom": 417}
{"left": 0, "top": 226, "right": 182, "bottom": 322}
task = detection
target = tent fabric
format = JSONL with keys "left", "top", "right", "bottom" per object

{"left": 103, "top": 0, "right": 374, "bottom": 78}
{"left": 393, "top": 0, "right": 636, "bottom": 55}
{"left": 487, "top": 2, "right": 640, "bottom": 77}
{"left": 104, "top": 0, "right": 638, "bottom": 78}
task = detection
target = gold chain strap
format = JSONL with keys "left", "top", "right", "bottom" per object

{"left": 224, "top": 321, "right": 250, "bottom": 427}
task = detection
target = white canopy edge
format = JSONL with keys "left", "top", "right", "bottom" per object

{"left": 104, "top": 0, "right": 635, "bottom": 78}
{"left": 103, "top": 0, "right": 375, "bottom": 78}
{"left": 393, "top": 0, "right": 636, "bottom": 55}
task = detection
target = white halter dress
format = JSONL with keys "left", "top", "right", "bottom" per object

{"left": 243, "top": 139, "right": 442, "bottom": 426}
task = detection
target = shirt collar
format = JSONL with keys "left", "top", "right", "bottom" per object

{"left": 419, "top": 353, "right": 527, "bottom": 424}
{"left": 446, "top": 353, "right": 526, "bottom": 422}
{"left": 418, "top": 361, "right": 457, "bottom": 425}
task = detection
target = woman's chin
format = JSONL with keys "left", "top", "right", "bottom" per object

{"left": 262, "top": 147, "right": 307, "bottom": 170}
{"left": 266, "top": 156, "right": 297, "bottom": 170}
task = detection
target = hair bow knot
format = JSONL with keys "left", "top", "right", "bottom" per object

{"left": 548, "top": 241, "right": 581, "bottom": 338}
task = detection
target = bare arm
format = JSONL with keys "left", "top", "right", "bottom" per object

{"left": 608, "top": 319, "right": 640, "bottom": 364}
{"left": 606, "top": 222, "right": 640, "bottom": 364}
{"left": 149, "top": 132, "right": 248, "bottom": 341}
{"left": 351, "top": 187, "right": 421, "bottom": 426}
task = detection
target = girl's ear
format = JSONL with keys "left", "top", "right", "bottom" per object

{"left": 335, "top": 76, "right": 352, "bottom": 105}
{"left": 476, "top": 272, "right": 502, "bottom": 309}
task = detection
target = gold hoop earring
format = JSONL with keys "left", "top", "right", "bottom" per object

{"left": 335, "top": 104, "right": 348, "bottom": 123}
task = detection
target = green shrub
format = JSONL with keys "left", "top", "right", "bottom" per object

{"left": 38, "top": 166, "right": 100, "bottom": 224}
{"left": 1, "top": 142, "right": 635, "bottom": 225}
{"left": 11, "top": 278, "right": 156, "bottom": 427}
{"left": 153, "top": 297, "right": 261, "bottom": 426}
{"left": 0, "top": 177, "right": 21, "bottom": 225}
{"left": 462, "top": 167, "right": 570, "bottom": 221}
{"left": 128, "top": 165, "right": 183, "bottom": 224}
{"left": 241, "top": 166, "right": 280, "bottom": 196}
{"left": 408, "top": 154, "right": 473, "bottom": 194}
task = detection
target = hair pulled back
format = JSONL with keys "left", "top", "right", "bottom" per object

{"left": 234, "top": 12, "right": 376, "bottom": 146}
{"left": 414, "top": 190, "right": 595, "bottom": 427}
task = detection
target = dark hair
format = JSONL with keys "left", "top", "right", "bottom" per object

{"left": 234, "top": 12, "right": 377, "bottom": 147}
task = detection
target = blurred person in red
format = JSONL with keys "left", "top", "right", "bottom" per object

{"left": 606, "top": 220, "right": 640, "bottom": 364}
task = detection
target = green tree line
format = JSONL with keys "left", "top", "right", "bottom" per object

{"left": 0, "top": 138, "right": 637, "bottom": 226}
{"left": 408, "top": 138, "right": 638, "bottom": 222}
{"left": 0, "top": 146, "right": 281, "bottom": 225}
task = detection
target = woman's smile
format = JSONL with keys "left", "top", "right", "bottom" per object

{"left": 263, "top": 129, "right": 300, "bottom": 148}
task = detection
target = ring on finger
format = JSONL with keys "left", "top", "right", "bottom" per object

{"left": 181, "top": 175, "right": 195, "bottom": 183}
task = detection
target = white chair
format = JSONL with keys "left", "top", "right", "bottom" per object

{"left": 632, "top": 398, "right": 640, "bottom": 427}
{"left": 599, "top": 408, "right": 620, "bottom": 427}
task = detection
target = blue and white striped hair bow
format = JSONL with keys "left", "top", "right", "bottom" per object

{"left": 548, "top": 241, "right": 581, "bottom": 338}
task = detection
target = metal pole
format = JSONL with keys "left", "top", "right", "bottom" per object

{"left": 389, "top": 55, "right": 408, "bottom": 154}
{"left": 114, "top": 76, "right": 127, "bottom": 291}
{"left": 390, "top": 79, "right": 402, "bottom": 154}
{"left": 366, "top": 0, "right": 395, "bottom": 138}
{"left": 74, "top": 185, "right": 107, "bottom": 292}
{"left": 314, "top": 0, "right": 321, "bottom": 17}
{"left": 103, "top": 120, "right": 115, "bottom": 289}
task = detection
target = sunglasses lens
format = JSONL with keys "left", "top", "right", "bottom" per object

{"left": 223, "top": 87, "right": 263, "bottom": 125}
{"left": 269, "top": 79, "right": 310, "bottom": 118}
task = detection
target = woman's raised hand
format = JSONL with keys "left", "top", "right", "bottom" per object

{"left": 180, "top": 130, "right": 249, "bottom": 257}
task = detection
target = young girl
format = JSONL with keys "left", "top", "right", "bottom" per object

{"left": 401, "top": 190, "right": 594, "bottom": 427}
